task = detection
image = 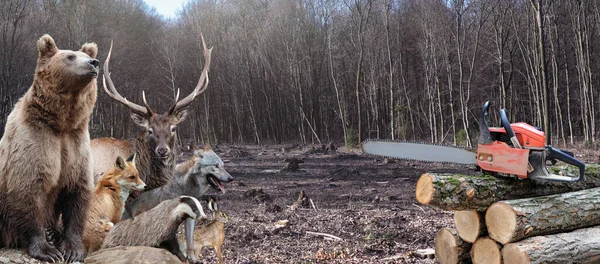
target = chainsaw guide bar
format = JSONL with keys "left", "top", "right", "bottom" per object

{"left": 362, "top": 139, "right": 477, "bottom": 165}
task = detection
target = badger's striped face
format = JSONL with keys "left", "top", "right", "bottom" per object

{"left": 172, "top": 196, "right": 208, "bottom": 220}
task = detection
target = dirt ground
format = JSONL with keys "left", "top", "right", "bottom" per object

{"left": 0, "top": 143, "right": 597, "bottom": 264}
{"left": 196, "top": 144, "right": 478, "bottom": 264}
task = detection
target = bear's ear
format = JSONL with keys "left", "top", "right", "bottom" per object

{"left": 37, "top": 34, "right": 58, "bottom": 59}
{"left": 80, "top": 42, "right": 98, "bottom": 59}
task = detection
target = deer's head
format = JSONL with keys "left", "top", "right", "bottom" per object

{"left": 102, "top": 35, "right": 212, "bottom": 164}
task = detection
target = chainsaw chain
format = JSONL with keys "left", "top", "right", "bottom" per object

{"left": 361, "top": 138, "right": 477, "bottom": 166}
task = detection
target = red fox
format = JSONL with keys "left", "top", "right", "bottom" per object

{"left": 83, "top": 154, "right": 145, "bottom": 253}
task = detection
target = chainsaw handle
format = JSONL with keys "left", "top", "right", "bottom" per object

{"left": 547, "top": 146, "right": 585, "bottom": 182}
{"left": 499, "top": 109, "right": 515, "bottom": 138}
{"left": 479, "top": 101, "right": 493, "bottom": 145}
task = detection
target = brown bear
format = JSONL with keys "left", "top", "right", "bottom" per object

{"left": 0, "top": 34, "right": 99, "bottom": 262}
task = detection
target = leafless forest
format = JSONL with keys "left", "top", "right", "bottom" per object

{"left": 0, "top": 0, "right": 598, "bottom": 147}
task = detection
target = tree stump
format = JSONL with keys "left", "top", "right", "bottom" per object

{"left": 486, "top": 187, "right": 600, "bottom": 244}
{"left": 283, "top": 157, "right": 304, "bottom": 172}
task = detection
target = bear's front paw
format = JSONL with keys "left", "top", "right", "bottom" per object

{"left": 28, "top": 240, "right": 63, "bottom": 263}
{"left": 58, "top": 240, "right": 85, "bottom": 262}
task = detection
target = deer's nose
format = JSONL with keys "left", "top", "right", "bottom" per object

{"left": 89, "top": 59, "right": 100, "bottom": 68}
{"left": 156, "top": 147, "right": 169, "bottom": 157}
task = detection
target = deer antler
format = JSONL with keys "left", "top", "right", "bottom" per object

{"left": 169, "top": 33, "right": 213, "bottom": 114}
{"left": 103, "top": 40, "right": 153, "bottom": 115}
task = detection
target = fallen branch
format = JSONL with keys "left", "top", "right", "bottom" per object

{"left": 306, "top": 231, "right": 343, "bottom": 241}
{"left": 309, "top": 198, "right": 318, "bottom": 211}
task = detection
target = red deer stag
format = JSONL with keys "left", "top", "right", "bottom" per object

{"left": 91, "top": 35, "right": 212, "bottom": 194}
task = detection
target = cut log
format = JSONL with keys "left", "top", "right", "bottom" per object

{"left": 434, "top": 228, "right": 471, "bottom": 264}
{"left": 454, "top": 211, "right": 486, "bottom": 243}
{"left": 471, "top": 237, "right": 502, "bottom": 264}
{"left": 486, "top": 187, "right": 600, "bottom": 245}
{"left": 502, "top": 225, "right": 600, "bottom": 264}
{"left": 416, "top": 165, "right": 600, "bottom": 211}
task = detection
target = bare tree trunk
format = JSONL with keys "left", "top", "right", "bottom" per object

{"left": 531, "top": 0, "right": 550, "bottom": 145}
{"left": 384, "top": 0, "right": 394, "bottom": 140}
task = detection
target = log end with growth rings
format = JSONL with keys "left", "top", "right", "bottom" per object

{"left": 471, "top": 237, "right": 502, "bottom": 264}
{"left": 501, "top": 244, "right": 530, "bottom": 264}
{"left": 434, "top": 228, "right": 461, "bottom": 264}
{"left": 416, "top": 173, "right": 434, "bottom": 205}
{"left": 485, "top": 201, "right": 517, "bottom": 245}
{"left": 454, "top": 211, "right": 483, "bottom": 243}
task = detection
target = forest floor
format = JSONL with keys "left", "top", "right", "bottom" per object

{"left": 0, "top": 143, "right": 597, "bottom": 264}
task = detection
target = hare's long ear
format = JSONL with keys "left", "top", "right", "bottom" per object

{"left": 207, "top": 198, "right": 217, "bottom": 212}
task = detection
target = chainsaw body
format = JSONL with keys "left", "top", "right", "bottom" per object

{"left": 476, "top": 102, "right": 585, "bottom": 182}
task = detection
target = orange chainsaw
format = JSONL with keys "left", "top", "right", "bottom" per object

{"left": 362, "top": 101, "right": 585, "bottom": 182}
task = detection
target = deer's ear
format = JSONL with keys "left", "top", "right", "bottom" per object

{"left": 171, "top": 109, "right": 188, "bottom": 125}
{"left": 130, "top": 112, "right": 150, "bottom": 129}
{"left": 126, "top": 153, "right": 136, "bottom": 164}
{"left": 115, "top": 156, "right": 126, "bottom": 170}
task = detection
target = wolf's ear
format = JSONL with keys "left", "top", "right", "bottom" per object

{"left": 204, "top": 145, "right": 212, "bottom": 151}
{"left": 127, "top": 153, "right": 136, "bottom": 165}
{"left": 115, "top": 156, "right": 126, "bottom": 170}
{"left": 193, "top": 145, "right": 204, "bottom": 158}
{"left": 79, "top": 42, "right": 98, "bottom": 59}
{"left": 38, "top": 34, "right": 58, "bottom": 61}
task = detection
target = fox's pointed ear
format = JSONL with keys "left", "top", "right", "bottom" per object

{"left": 115, "top": 156, "right": 126, "bottom": 170}
{"left": 127, "top": 153, "right": 136, "bottom": 165}
{"left": 38, "top": 34, "right": 58, "bottom": 62}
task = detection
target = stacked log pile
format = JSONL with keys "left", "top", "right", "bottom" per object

{"left": 418, "top": 165, "right": 600, "bottom": 264}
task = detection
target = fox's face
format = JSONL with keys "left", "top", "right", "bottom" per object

{"left": 113, "top": 154, "right": 146, "bottom": 191}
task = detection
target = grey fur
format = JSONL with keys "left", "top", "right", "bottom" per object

{"left": 122, "top": 149, "right": 232, "bottom": 220}
{"left": 101, "top": 196, "right": 207, "bottom": 262}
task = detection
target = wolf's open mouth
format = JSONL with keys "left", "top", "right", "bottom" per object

{"left": 207, "top": 175, "right": 225, "bottom": 194}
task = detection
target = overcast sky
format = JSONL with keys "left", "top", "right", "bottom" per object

{"left": 144, "top": 0, "right": 191, "bottom": 19}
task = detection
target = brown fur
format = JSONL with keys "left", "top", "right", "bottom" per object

{"left": 178, "top": 210, "right": 230, "bottom": 264}
{"left": 83, "top": 217, "right": 114, "bottom": 254}
{"left": 83, "top": 156, "right": 144, "bottom": 253}
{"left": 91, "top": 132, "right": 175, "bottom": 194}
{"left": 177, "top": 200, "right": 231, "bottom": 264}
{"left": 0, "top": 34, "right": 99, "bottom": 262}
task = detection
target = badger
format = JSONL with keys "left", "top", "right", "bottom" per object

{"left": 101, "top": 196, "right": 207, "bottom": 262}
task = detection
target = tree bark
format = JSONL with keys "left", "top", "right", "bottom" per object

{"left": 435, "top": 228, "right": 471, "bottom": 264}
{"left": 471, "top": 237, "right": 502, "bottom": 264}
{"left": 486, "top": 187, "right": 600, "bottom": 245}
{"left": 502, "top": 225, "right": 600, "bottom": 264}
{"left": 416, "top": 166, "right": 600, "bottom": 211}
{"left": 454, "top": 211, "right": 486, "bottom": 243}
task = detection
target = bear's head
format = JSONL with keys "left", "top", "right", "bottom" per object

{"left": 35, "top": 34, "right": 99, "bottom": 93}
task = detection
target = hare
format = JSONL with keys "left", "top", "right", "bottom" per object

{"left": 179, "top": 198, "right": 230, "bottom": 264}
